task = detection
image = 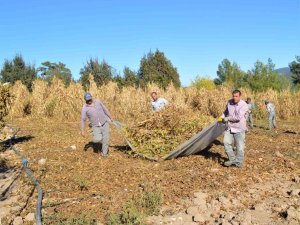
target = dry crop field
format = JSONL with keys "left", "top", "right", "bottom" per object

{"left": 0, "top": 79, "right": 300, "bottom": 224}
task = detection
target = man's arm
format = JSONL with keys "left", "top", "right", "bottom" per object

{"left": 223, "top": 103, "right": 229, "bottom": 118}
{"left": 163, "top": 98, "right": 169, "bottom": 105}
{"left": 80, "top": 107, "right": 87, "bottom": 132}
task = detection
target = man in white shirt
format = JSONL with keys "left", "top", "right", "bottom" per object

{"left": 264, "top": 100, "right": 277, "bottom": 130}
{"left": 151, "top": 91, "right": 169, "bottom": 111}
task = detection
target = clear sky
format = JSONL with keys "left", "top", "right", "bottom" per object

{"left": 0, "top": 0, "right": 299, "bottom": 86}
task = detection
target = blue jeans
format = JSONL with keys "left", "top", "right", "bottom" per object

{"left": 224, "top": 130, "right": 246, "bottom": 165}
{"left": 269, "top": 112, "right": 277, "bottom": 130}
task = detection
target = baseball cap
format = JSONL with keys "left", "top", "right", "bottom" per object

{"left": 84, "top": 92, "right": 92, "bottom": 101}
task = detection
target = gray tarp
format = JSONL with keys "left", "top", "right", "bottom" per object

{"left": 112, "top": 121, "right": 226, "bottom": 160}
{"left": 163, "top": 122, "right": 227, "bottom": 160}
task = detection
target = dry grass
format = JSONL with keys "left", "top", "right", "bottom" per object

{"left": 6, "top": 77, "right": 299, "bottom": 123}
{"left": 0, "top": 83, "right": 13, "bottom": 129}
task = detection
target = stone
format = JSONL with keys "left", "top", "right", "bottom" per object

{"left": 194, "top": 191, "right": 208, "bottom": 199}
{"left": 248, "top": 189, "right": 256, "bottom": 194}
{"left": 218, "top": 196, "right": 231, "bottom": 208}
{"left": 287, "top": 206, "right": 300, "bottom": 221}
{"left": 291, "top": 189, "right": 300, "bottom": 196}
{"left": 193, "top": 213, "right": 206, "bottom": 223}
{"left": 275, "top": 151, "right": 283, "bottom": 158}
{"left": 13, "top": 216, "right": 23, "bottom": 225}
{"left": 70, "top": 145, "right": 76, "bottom": 150}
{"left": 38, "top": 158, "right": 47, "bottom": 166}
{"left": 225, "top": 212, "right": 235, "bottom": 220}
{"left": 193, "top": 197, "right": 207, "bottom": 209}
{"left": 24, "top": 213, "right": 35, "bottom": 221}
{"left": 186, "top": 206, "right": 199, "bottom": 215}
{"left": 240, "top": 210, "right": 252, "bottom": 225}
{"left": 292, "top": 176, "right": 300, "bottom": 183}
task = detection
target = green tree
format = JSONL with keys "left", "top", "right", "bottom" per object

{"left": 38, "top": 61, "right": 72, "bottom": 86}
{"left": 214, "top": 59, "right": 246, "bottom": 88}
{"left": 289, "top": 56, "right": 300, "bottom": 84}
{"left": 138, "top": 50, "right": 181, "bottom": 88}
{"left": 123, "top": 67, "right": 138, "bottom": 87}
{"left": 191, "top": 76, "right": 216, "bottom": 90}
{"left": 245, "top": 59, "right": 290, "bottom": 92}
{"left": 80, "top": 58, "right": 114, "bottom": 89}
{"left": 0, "top": 54, "right": 37, "bottom": 91}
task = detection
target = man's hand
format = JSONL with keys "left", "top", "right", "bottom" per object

{"left": 217, "top": 116, "right": 223, "bottom": 123}
{"left": 81, "top": 131, "right": 86, "bottom": 137}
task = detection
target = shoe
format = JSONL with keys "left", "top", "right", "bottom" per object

{"left": 233, "top": 162, "right": 243, "bottom": 168}
{"left": 101, "top": 153, "right": 109, "bottom": 159}
{"left": 224, "top": 161, "right": 235, "bottom": 167}
{"left": 83, "top": 143, "right": 93, "bottom": 151}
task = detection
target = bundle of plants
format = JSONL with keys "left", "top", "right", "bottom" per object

{"left": 123, "top": 105, "right": 215, "bottom": 159}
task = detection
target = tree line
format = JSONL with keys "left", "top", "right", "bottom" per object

{"left": 0, "top": 50, "right": 299, "bottom": 92}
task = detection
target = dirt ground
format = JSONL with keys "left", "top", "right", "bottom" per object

{"left": 0, "top": 117, "right": 299, "bottom": 224}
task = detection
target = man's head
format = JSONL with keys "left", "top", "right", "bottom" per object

{"left": 246, "top": 97, "right": 251, "bottom": 103}
{"left": 84, "top": 92, "right": 93, "bottom": 105}
{"left": 151, "top": 91, "right": 158, "bottom": 101}
{"left": 264, "top": 100, "right": 269, "bottom": 105}
{"left": 232, "top": 89, "right": 242, "bottom": 104}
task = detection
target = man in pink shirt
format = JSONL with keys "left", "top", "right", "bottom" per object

{"left": 222, "top": 90, "right": 248, "bottom": 168}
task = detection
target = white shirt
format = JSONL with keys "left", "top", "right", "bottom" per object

{"left": 151, "top": 98, "right": 169, "bottom": 111}
{"left": 267, "top": 103, "right": 275, "bottom": 114}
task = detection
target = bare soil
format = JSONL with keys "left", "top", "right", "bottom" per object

{"left": 0, "top": 118, "right": 299, "bottom": 224}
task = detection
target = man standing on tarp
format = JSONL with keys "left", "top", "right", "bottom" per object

{"left": 264, "top": 100, "right": 277, "bottom": 130}
{"left": 220, "top": 90, "right": 248, "bottom": 168}
{"left": 80, "top": 92, "right": 112, "bottom": 158}
{"left": 151, "top": 91, "right": 169, "bottom": 111}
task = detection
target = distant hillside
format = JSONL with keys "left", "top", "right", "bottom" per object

{"left": 275, "top": 67, "right": 293, "bottom": 82}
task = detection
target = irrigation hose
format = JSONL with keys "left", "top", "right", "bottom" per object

{"left": 9, "top": 131, "right": 43, "bottom": 225}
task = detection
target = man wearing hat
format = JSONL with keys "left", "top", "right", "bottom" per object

{"left": 80, "top": 92, "right": 112, "bottom": 158}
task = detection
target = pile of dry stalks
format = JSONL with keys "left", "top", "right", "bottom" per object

{"left": 123, "top": 105, "right": 215, "bottom": 159}
{"left": 0, "top": 83, "right": 13, "bottom": 129}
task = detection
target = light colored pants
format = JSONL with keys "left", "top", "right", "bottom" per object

{"left": 248, "top": 113, "right": 253, "bottom": 129}
{"left": 269, "top": 112, "right": 277, "bottom": 130}
{"left": 224, "top": 130, "right": 246, "bottom": 165}
{"left": 91, "top": 122, "right": 109, "bottom": 155}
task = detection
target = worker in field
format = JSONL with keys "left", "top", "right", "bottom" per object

{"left": 151, "top": 91, "right": 169, "bottom": 111}
{"left": 220, "top": 90, "right": 248, "bottom": 168}
{"left": 264, "top": 100, "right": 277, "bottom": 130}
{"left": 246, "top": 97, "right": 254, "bottom": 129}
{"left": 80, "top": 92, "right": 112, "bottom": 158}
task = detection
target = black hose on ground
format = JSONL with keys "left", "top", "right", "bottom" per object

{"left": 9, "top": 133, "right": 43, "bottom": 225}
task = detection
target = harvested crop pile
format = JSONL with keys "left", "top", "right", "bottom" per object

{"left": 123, "top": 105, "right": 215, "bottom": 159}
{"left": 0, "top": 84, "right": 13, "bottom": 129}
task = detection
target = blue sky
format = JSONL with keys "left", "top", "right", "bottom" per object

{"left": 0, "top": 0, "right": 299, "bottom": 86}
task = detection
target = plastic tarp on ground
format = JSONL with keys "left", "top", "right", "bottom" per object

{"left": 113, "top": 121, "right": 227, "bottom": 160}
{"left": 163, "top": 122, "right": 227, "bottom": 160}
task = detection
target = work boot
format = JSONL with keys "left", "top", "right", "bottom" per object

{"left": 224, "top": 161, "right": 235, "bottom": 167}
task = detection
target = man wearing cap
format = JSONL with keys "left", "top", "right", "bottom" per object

{"left": 80, "top": 93, "right": 112, "bottom": 158}
{"left": 220, "top": 90, "right": 248, "bottom": 168}
{"left": 151, "top": 91, "right": 169, "bottom": 111}
{"left": 264, "top": 100, "right": 277, "bottom": 130}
